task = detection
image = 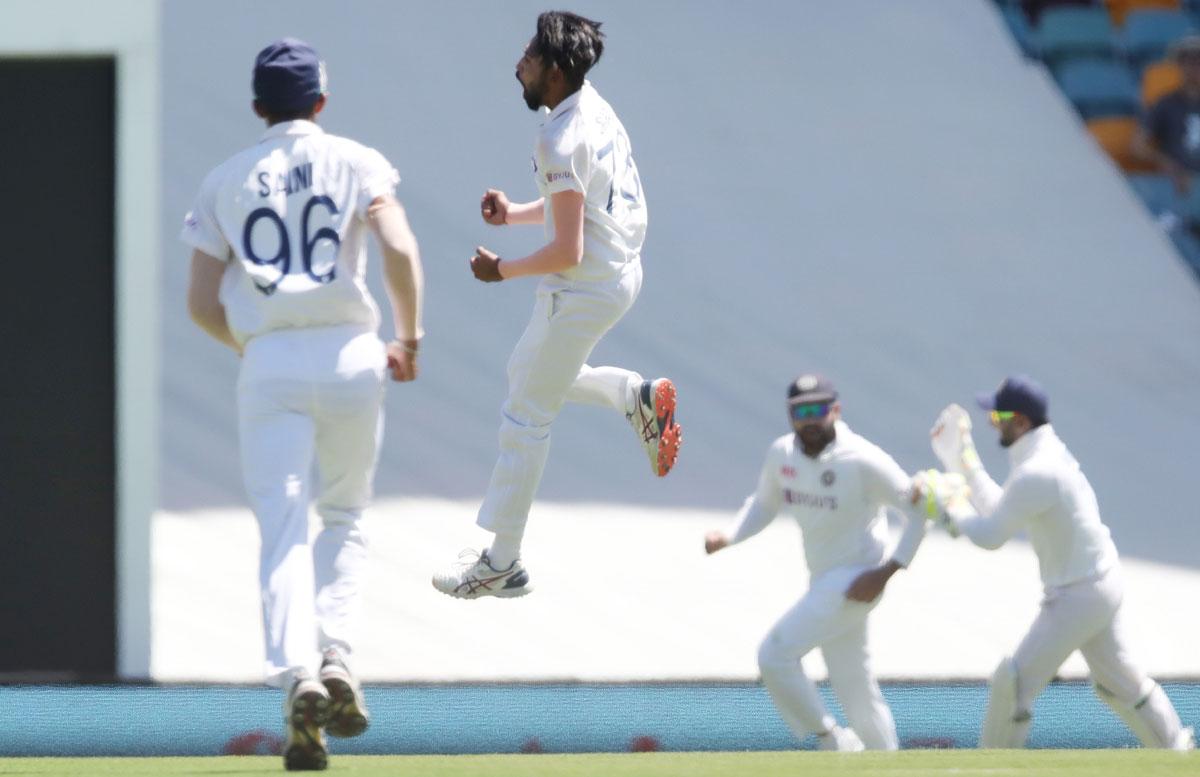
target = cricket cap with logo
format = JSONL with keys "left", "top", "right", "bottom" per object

{"left": 252, "top": 38, "right": 328, "bottom": 114}
{"left": 976, "top": 374, "right": 1048, "bottom": 424}
{"left": 787, "top": 373, "right": 838, "bottom": 405}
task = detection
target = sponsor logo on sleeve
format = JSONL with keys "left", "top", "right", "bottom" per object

{"left": 546, "top": 171, "right": 572, "bottom": 183}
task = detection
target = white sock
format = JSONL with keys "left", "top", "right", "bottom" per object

{"left": 487, "top": 532, "right": 522, "bottom": 570}
{"left": 624, "top": 375, "right": 643, "bottom": 415}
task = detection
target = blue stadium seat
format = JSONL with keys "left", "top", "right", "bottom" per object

{"left": 1128, "top": 173, "right": 1182, "bottom": 214}
{"left": 1168, "top": 227, "right": 1200, "bottom": 275}
{"left": 1035, "top": 7, "right": 1119, "bottom": 65}
{"left": 1054, "top": 59, "right": 1141, "bottom": 117}
{"left": 1178, "top": 175, "right": 1200, "bottom": 220}
{"left": 1002, "top": 6, "right": 1037, "bottom": 56}
{"left": 1120, "top": 10, "right": 1195, "bottom": 70}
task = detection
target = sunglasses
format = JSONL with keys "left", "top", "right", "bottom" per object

{"left": 790, "top": 402, "right": 832, "bottom": 421}
{"left": 989, "top": 410, "right": 1017, "bottom": 426}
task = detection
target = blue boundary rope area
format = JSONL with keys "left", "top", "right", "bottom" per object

{"left": 2, "top": 681, "right": 1197, "bottom": 756}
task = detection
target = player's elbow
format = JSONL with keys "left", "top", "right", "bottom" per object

{"left": 187, "top": 292, "right": 223, "bottom": 332}
{"left": 966, "top": 529, "right": 1008, "bottom": 551}
{"left": 554, "top": 236, "right": 584, "bottom": 268}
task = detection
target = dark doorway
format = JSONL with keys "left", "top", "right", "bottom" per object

{"left": 0, "top": 58, "right": 117, "bottom": 679}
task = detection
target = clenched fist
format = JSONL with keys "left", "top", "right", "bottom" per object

{"left": 480, "top": 189, "right": 510, "bottom": 226}
{"left": 471, "top": 246, "right": 504, "bottom": 282}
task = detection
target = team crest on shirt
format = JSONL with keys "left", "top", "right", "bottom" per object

{"left": 821, "top": 470, "right": 836, "bottom": 486}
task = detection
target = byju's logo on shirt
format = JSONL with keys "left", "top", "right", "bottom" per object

{"left": 783, "top": 489, "right": 838, "bottom": 510}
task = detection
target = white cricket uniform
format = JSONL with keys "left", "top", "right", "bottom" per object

{"left": 181, "top": 119, "right": 398, "bottom": 686}
{"left": 959, "top": 425, "right": 1189, "bottom": 748}
{"left": 726, "top": 422, "right": 926, "bottom": 750}
{"left": 477, "top": 82, "right": 649, "bottom": 538}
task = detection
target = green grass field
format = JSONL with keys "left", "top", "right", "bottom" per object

{"left": 2, "top": 751, "right": 1197, "bottom": 777}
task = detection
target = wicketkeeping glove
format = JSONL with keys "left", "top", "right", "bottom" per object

{"left": 914, "top": 469, "right": 973, "bottom": 538}
{"left": 930, "top": 403, "right": 982, "bottom": 475}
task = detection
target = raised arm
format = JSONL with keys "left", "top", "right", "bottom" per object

{"left": 471, "top": 189, "right": 585, "bottom": 281}
{"left": 930, "top": 403, "right": 1003, "bottom": 513}
{"left": 920, "top": 468, "right": 1051, "bottom": 550}
{"left": 480, "top": 189, "right": 545, "bottom": 225}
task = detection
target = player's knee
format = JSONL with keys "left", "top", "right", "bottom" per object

{"left": 498, "top": 411, "right": 551, "bottom": 450}
{"left": 757, "top": 633, "right": 798, "bottom": 675}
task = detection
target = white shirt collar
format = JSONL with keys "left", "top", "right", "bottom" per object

{"left": 1008, "top": 423, "right": 1055, "bottom": 467}
{"left": 546, "top": 80, "right": 590, "bottom": 122}
{"left": 260, "top": 119, "right": 324, "bottom": 142}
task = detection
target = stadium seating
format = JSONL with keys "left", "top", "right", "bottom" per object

{"left": 1088, "top": 116, "right": 1157, "bottom": 169}
{"left": 989, "top": 1, "right": 1200, "bottom": 281}
{"left": 1055, "top": 59, "right": 1142, "bottom": 117}
{"left": 1035, "top": 6, "right": 1120, "bottom": 66}
{"left": 1141, "top": 59, "right": 1184, "bottom": 104}
{"left": 1119, "top": 9, "right": 1195, "bottom": 70}
{"left": 1105, "top": 0, "right": 1182, "bottom": 27}
{"left": 1017, "top": 0, "right": 1101, "bottom": 26}
{"left": 1000, "top": 5, "right": 1037, "bottom": 56}
{"left": 1126, "top": 173, "right": 1200, "bottom": 274}
{"left": 1128, "top": 171, "right": 1182, "bottom": 210}
{"left": 1168, "top": 219, "right": 1200, "bottom": 269}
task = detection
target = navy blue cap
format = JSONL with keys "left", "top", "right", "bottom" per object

{"left": 252, "top": 38, "right": 327, "bottom": 113}
{"left": 787, "top": 373, "right": 838, "bottom": 404}
{"left": 976, "top": 375, "right": 1048, "bottom": 424}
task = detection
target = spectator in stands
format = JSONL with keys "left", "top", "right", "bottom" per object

{"left": 1135, "top": 35, "right": 1200, "bottom": 194}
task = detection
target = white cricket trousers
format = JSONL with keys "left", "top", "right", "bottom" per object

{"left": 991, "top": 565, "right": 1188, "bottom": 747}
{"left": 757, "top": 565, "right": 899, "bottom": 750}
{"left": 237, "top": 324, "right": 386, "bottom": 687}
{"left": 477, "top": 262, "right": 643, "bottom": 538}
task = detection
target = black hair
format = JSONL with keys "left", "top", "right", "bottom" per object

{"left": 256, "top": 99, "right": 321, "bottom": 125}
{"left": 530, "top": 11, "right": 605, "bottom": 91}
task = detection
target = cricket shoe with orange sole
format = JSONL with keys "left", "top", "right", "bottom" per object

{"left": 626, "top": 378, "right": 681, "bottom": 477}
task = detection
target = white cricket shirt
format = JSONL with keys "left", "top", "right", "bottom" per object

{"left": 727, "top": 421, "right": 927, "bottom": 579}
{"left": 534, "top": 81, "right": 647, "bottom": 286}
{"left": 181, "top": 120, "right": 399, "bottom": 346}
{"left": 962, "top": 424, "right": 1119, "bottom": 589}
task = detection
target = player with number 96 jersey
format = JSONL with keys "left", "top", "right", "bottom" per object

{"left": 183, "top": 114, "right": 399, "bottom": 344}
{"left": 181, "top": 38, "right": 423, "bottom": 773}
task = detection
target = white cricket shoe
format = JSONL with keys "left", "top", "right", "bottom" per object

{"left": 431, "top": 549, "right": 532, "bottom": 599}
{"left": 1171, "top": 726, "right": 1195, "bottom": 751}
{"left": 817, "top": 725, "right": 865, "bottom": 752}
{"left": 626, "top": 378, "right": 682, "bottom": 477}
{"left": 283, "top": 670, "right": 331, "bottom": 771}
{"left": 319, "top": 647, "right": 369, "bottom": 739}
